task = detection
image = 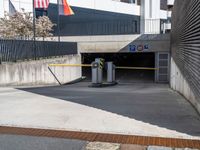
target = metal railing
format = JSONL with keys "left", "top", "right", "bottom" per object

{"left": 140, "top": 19, "right": 170, "bottom": 34}
{"left": 0, "top": 39, "right": 77, "bottom": 62}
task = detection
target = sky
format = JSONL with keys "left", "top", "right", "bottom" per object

{"left": 0, "top": 0, "right": 4, "bottom": 17}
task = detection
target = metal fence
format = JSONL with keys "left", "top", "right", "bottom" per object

{"left": 140, "top": 19, "right": 167, "bottom": 34}
{"left": 0, "top": 39, "right": 77, "bottom": 62}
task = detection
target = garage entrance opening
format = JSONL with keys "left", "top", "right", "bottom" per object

{"left": 81, "top": 53, "right": 155, "bottom": 83}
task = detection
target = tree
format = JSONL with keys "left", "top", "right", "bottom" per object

{"left": 36, "top": 16, "right": 55, "bottom": 39}
{"left": 0, "top": 10, "right": 55, "bottom": 40}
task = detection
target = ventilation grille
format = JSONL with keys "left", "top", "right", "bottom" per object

{"left": 171, "top": 0, "right": 200, "bottom": 100}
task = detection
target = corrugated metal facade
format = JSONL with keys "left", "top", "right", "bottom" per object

{"left": 47, "top": 4, "right": 140, "bottom": 36}
{"left": 171, "top": 0, "right": 200, "bottom": 100}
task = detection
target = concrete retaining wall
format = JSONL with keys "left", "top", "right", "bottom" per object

{"left": 170, "top": 58, "right": 200, "bottom": 114}
{"left": 0, "top": 55, "right": 82, "bottom": 86}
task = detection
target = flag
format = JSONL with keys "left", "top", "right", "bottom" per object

{"left": 9, "top": 0, "right": 17, "bottom": 16}
{"left": 34, "top": 0, "right": 50, "bottom": 9}
{"left": 59, "top": 0, "right": 74, "bottom": 16}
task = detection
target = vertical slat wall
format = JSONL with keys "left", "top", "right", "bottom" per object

{"left": 0, "top": 40, "right": 77, "bottom": 62}
{"left": 48, "top": 4, "right": 140, "bottom": 36}
{"left": 171, "top": 0, "right": 200, "bottom": 99}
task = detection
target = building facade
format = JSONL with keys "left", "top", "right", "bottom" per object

{"left": 1, "top": 0, "right": 174, "bottom": 35}
{"left": 0, "top": 0, "right": 175, "bottom": 83}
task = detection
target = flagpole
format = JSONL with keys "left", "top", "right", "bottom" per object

{"left": 33, "top": 0, "right": 36, "bottom": 60}
{"left": 57, "top": 0, "right": 60, "bottom": 43}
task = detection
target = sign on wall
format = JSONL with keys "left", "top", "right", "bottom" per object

{"left": 129, "top": 44, "right": 149, "bottom": 52}
{"left": 129, "top": 45, "right": 136, "bottom": 52}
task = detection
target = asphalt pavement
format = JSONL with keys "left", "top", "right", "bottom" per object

{"left": 18, "top": 82, "right": 200, "bottom": 136}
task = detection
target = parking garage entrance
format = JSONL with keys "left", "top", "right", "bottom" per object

{"left": 81, "top": 53, "right": 156, "bottom": 83}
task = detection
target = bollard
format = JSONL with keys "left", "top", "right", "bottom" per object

{"left": 91, "top": 58, "right": 117, "bottom": 87}
{"left": 107, "top": 62, "right": 116, "bottom": 83}
{"left": 92, "top": 62, "right": 100, "bottom": 84}
{"left": 91, "top": 58, "right": 104, "bottom": 86}
{"left": 95, "top": 58, "right": 105, "bottom": 70}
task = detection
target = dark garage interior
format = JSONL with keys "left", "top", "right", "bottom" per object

{"left": 81, "top": 53, "right": 155, "bottom": 83}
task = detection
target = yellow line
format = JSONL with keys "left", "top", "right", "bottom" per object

{"left": 116, "top": 66, "right": 158, "bottom": 70}
{"left": 49, "top": 64, "right": 158, "bottom": 70}
{"left": 49, "top": 64, "right": 92, "bottom": 67}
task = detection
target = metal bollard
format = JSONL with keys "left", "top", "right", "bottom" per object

{"left": 107, "top": 62, "right": 116, "bottom": 83}
{"left": 95, "top": 58, "right": 105, "bottom": 70}
{"left": 91, "top": 60, "right": 101, "bottom": 84}
{"left": 91, "top": 58, "right": 105, "bottom": 86}
{"left": 90, "top": 58, "right": 117, "bottom": 87}
{"left": 92, "top": 62, "right": 101, "bottom": 84}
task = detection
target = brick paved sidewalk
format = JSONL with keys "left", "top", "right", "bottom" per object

{"left": 0, "top": 126, "right": 199, "bottom": 150}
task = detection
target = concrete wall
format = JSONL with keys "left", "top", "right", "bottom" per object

{"left": 0, "top": 55, "right": 81, "bottom": 86}
{"left": 170, "top": 58, "right": 200, "bottom": 114}
{"left": 54, "top": 34, "right": 170, "bottom": 53}
{"left": 120, "top": 34, "right": 170, "bottom": 53}
{"left": 170, "top": 0, "right": 200, "bottom": 114}
{"left": 45, "top": 35, "right": 140, "bottom": 53}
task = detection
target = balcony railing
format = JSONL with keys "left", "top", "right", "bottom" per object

{"left": 141, "top": 19, "right": 171, "bottom": 34}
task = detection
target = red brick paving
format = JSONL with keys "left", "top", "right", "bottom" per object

{"left": 0, "top": 126, "right": 199, "bottom": 149}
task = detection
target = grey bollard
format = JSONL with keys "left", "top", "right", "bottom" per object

{"left": 91, "top": 61, "right": 103, "bottom": 85}
{"left": 107, "top": 62, "right": 116, "bottom": 83}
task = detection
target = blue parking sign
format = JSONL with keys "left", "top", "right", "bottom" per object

{"left": 144, "top": 44, "right": 149, "bottom": 50}
{"left": 129, "top": 45, "right": 136, "bottom": 52}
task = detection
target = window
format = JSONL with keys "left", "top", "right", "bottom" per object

{"left": 137, "top": 0, "right": 141, "bottom": 5}
{"left": 160, "top": 0, "right": 168, "bottom": 10}
{"left": 120, "top": 0, "right": 136, "bottom": 4}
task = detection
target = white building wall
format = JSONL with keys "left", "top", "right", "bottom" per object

{"left": 141, "top": 0, "right": 161, "bottom": 20}
{"left": 167, "top": 0, "right": 174, "bottom": 5}
{"left": 141, "top": 0, "right": 166, "bottom": 34}
{"left": 1, "top": 0, "right": 170, "bottom": 35}
{"left": 160, "top": 10, "right": 167, "bottom": 19}
{"left": 2, "top": 0, "right": 140, "bottom": 16}
{"left": 167, "top": 11, "right": 172, "bottom": 18}
{"left": 150, "top": 0, "right": 161, "bottom": 19}
{"left": 65, "top": 0, "right": 140, "bottom": 16}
